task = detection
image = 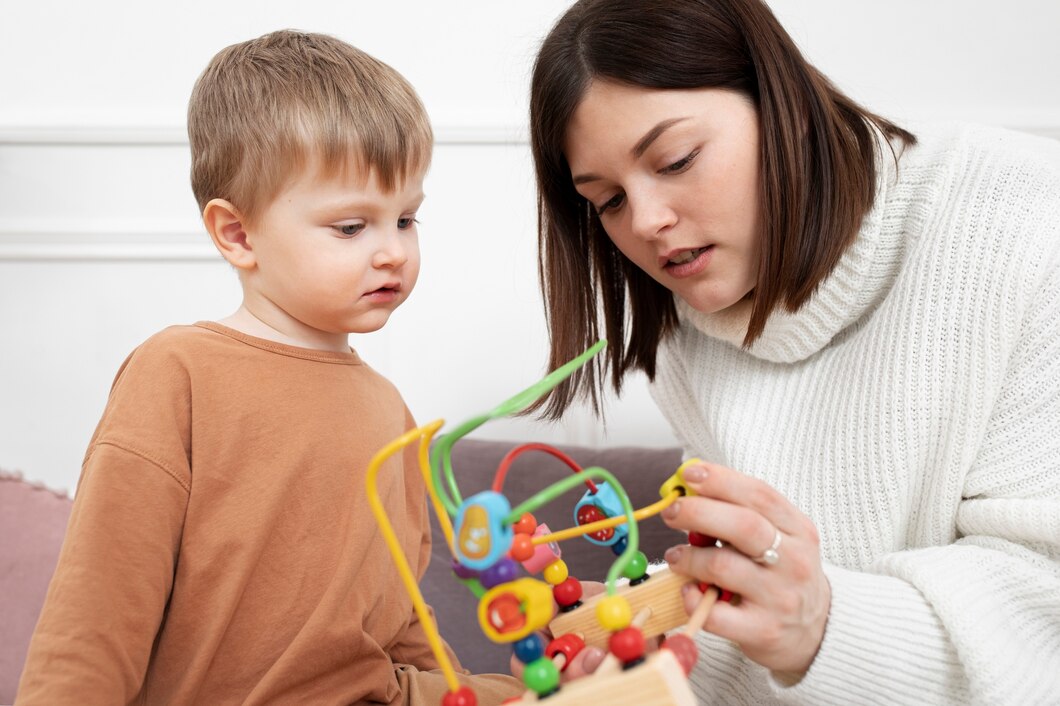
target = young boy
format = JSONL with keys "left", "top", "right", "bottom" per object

{"left": 16, "top": 30, "right": 522, "bottom": 705}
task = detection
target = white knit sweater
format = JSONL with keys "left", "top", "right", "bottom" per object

{"left": 650, "top": 123, "right": 1060, "bottom": 705}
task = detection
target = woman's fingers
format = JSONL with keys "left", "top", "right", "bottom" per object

{"left": 666, "top": 542, "right": 765, "bottom": 600}
{"left": 662, "top": 492, "right": 782, "bottom": 561}
{"left": 679, "top": 462, "right": 815, "bottom": 538}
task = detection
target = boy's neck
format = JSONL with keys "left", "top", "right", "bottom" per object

{"left": 215, "top": 305, "right": 351, "bottom": 353}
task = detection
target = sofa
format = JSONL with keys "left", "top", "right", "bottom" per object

{"left": 0, "top": 439, "right": 684, "bottom": 699}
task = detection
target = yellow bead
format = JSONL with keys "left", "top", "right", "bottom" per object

{"left": 596, "top": 595, "right": 632, "bottom": 631}
{"left": 542, "top": 559, "right": 569, "bottom": 585}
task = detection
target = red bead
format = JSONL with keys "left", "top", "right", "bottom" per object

{"left": 509, "top": 533, "right": 535, "bottom": 562}
{"left": 688, "top": 532, "right": 717, "bottom": 547}
{"left": 697, "top": 581, "right": 735, "bottom": 603}
{"left": 513, "top": 512, "right": 537, "bottom": 536}
{"left": 442, "top": 686, "right": 477, "bottom": 706}
{"left": 552, "top": 577, "right": 583, "bottom": 607}
{"left": 545, "top": 633, "right": 585, "bottom": 671}
{"left": 608, "top": 626, "right": 646, "bottom": 663}
{"left": 662, "top": 633, "right": 699, "bottom": 675}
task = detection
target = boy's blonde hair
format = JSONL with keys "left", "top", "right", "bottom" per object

{"left": 188, "top": 30, "right": 432, "bottom": 225}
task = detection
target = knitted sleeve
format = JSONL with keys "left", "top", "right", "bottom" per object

{"left": 782, "top": 251, "right": 1060, "bottom": 705}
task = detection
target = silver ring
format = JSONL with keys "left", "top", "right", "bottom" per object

{"left": 753, "top": 528, "right": 782, "bottom": 565}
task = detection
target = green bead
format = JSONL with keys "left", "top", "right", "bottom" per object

{"left": 522, "top": 656, "right": 561, "bottom": 695}
{"left": 621, "top": 550, "right": 648, "bottom": 579}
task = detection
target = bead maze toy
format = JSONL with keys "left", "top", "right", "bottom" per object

{"left": 367, "top": 340, "right": 728, "bottom": 705}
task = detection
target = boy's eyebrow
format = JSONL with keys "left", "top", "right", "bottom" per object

{"left": 572, "top": 117, "right": 690, "bottom": 185}
{"left": 318, "top": 192, "right": 426, "bottom": 213}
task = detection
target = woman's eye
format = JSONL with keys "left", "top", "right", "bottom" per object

{"left": 597, "top": 193, "right": 625, "bottom": 215}
{"left": 397, "top": 216, "right": 419, "bottom": 230}
{"left": 335, "top": 223, "right": 364, "bottom": 237}
{"left": 661, "top": 149, "right": 700, "bottom": 175}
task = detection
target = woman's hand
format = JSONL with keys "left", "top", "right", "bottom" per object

{"left": 661, "top": 461, "right": 831, "bottom": 676}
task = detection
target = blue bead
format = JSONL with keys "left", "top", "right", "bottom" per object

{"left": 480, "top": 557, "right": 520, "bottom": 589}
{"left": 513, "top": 633, "right": 546, "bottom": 663}
{"left": 611, "top": 535, "right": 629, "bottom": 556}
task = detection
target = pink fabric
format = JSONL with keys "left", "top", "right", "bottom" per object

{"left": 0, "top": 472, "right": 72, "bottom": 703}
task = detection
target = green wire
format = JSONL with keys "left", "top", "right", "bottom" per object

{"left": 429, "top": 339, "right": 607, "bottom": 516}
{"left": 504, "top": 466, "right": 637, "bottom": 597}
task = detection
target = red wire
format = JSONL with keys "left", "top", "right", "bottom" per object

{"left": 492, "top": 442, "right": 599, "bottom": 495}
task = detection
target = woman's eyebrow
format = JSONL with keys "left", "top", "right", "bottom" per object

{"left": 572, "top": 116, "right": 692, "bottom": 185}
{"left": 632, "top": 117, "right": 689, "bottom": 158}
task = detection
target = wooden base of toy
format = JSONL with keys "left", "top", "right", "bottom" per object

{"left": 514, "top": 649, "right": 695, "bottom": 705}
{"left": 548, "top": 567, "right": 694, "bottom": 648}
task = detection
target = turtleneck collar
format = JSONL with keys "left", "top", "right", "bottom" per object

{"left": 675, "top": 135, "right": 907, "bottom": 364}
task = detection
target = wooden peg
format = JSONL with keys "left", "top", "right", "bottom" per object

{"left": 548, "top": 567, "right": 694, "bottom": 649}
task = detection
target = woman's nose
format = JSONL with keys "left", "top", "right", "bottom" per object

{"left": 628, "top": 188, "right": 677, "bottom": 241}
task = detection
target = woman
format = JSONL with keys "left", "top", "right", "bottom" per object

{"left": 529, "top": 0, "right": 1060, "bottom": 703}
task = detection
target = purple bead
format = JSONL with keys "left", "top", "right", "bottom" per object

{"left": 480, "top": 557, "right": 520, "bottom": 589}
{"left": 451, "top": 559, "right": 480, "bottom": 580}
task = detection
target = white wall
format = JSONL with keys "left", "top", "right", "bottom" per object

{"left": 2, "top": 1, "right": 1059, "bottom": 494}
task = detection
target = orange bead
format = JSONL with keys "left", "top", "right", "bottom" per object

{"left": 509, "top": 533, "right": 535, "bottom": 562}
{"left": 513, "top": 512, "right": 537, "bottom": 536}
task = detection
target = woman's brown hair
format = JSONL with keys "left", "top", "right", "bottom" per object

{"left": 529, "top": 0, "right": 915, "bottom": 418}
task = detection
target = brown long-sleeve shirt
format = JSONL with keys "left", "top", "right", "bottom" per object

{"left": 16, "top": 323, "right": 520, "bottom": 705}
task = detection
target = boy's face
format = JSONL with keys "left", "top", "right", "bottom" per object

{"left": 242, "top": 164, "right": 424, "bottom": 344}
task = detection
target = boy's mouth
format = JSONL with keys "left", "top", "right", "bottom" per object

{"left": 363, "top": 283, "right": 401, "bottom": 300}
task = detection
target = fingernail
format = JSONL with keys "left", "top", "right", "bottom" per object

{"left": 683, "top": 465, "right": 706, "bottom": 482}
{"left": 665, "top": 546, "right": 685, "bottom": 564}
{"left": 584, "top": 647, "right": 605, "bottom": 672}
{"left": 662, "top": 500, "right": 681, "bottom": 519}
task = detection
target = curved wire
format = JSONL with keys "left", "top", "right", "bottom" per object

{"left": 429, "top": 339, "right": 607, "bottom": 516}
{"left": 503, "top": 465, "right": 637, "bottom": 595}
{"left": 366, "top": 419, "right": 461, "bottom": 694}
{"left": 492, "top": 442, "right": 599, "bottom": 495}
{"left": 532, "top": 490, "right": 680, "bottom": 544}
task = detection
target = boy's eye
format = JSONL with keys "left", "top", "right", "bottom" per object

{"left": 397, "top": 216, "right": 418, "bottom": 230}
{"left": 335, "top": 223, "right": 364, "bottom": 237}
{"left": 596, "top": 193, "right": 625, "bottom": 216}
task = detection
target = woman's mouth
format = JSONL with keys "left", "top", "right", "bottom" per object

{"left": 663, "top": 245, "right": 714, "bottom": 278}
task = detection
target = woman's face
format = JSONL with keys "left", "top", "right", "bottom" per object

{"left": 565, "top": 81, "right": 762, "bottom": 315}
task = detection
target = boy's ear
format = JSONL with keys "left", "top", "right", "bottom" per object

{"left": 203, "top": 198, "right": 256, "bottom": 271}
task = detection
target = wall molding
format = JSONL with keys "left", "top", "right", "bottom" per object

{"left": 0, "top": 123, "right": 529, "bottom": 146}
{"left": 0, "top": 230, "right": 215, "bottom": 261}
{"left": 2, "top": 122, "right": 1057, "bottom": 146}
{"left": 2, "top": 121, "right": 1057, "bottom": 262}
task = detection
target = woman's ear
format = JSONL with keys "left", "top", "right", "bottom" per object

{"left": 203, "top": 199, "right": 256, "bottom": 271}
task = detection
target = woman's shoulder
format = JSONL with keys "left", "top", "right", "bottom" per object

{"left": 904, "top": 121, "right": 1060, "bottom": 183}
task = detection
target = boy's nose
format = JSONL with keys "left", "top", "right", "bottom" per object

{"left": 372, "top": 234, "right": 410, "bottom": 269}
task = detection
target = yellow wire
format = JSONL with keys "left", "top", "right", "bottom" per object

{"left": 366, "top": 419, "right": 461, "bottom": 694}
{"left": 417, "top": 423, "right": 456, "bottom": 553}
{"left": 532, "top": 491, "right": 681, "bottom": 545}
